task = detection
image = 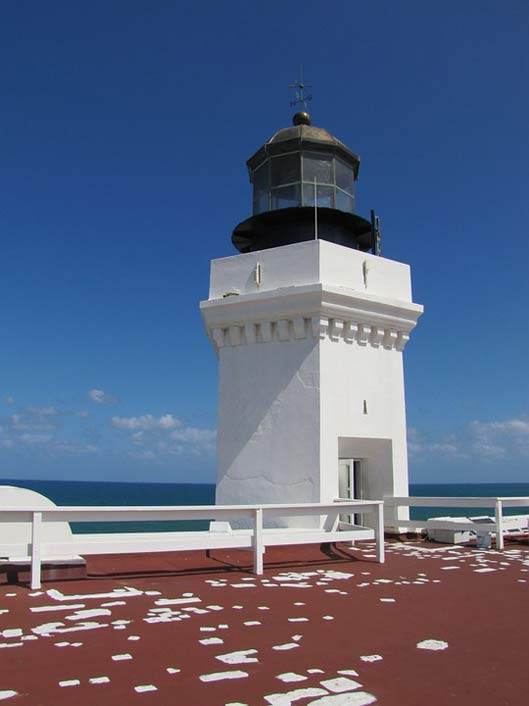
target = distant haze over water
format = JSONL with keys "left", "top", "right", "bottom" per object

{"left": 1, "top": 479, "right": 528, "bottom": 532}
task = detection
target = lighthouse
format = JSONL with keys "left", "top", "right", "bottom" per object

{"left": 200, "top": 106, "right": 423, "bottom": 528}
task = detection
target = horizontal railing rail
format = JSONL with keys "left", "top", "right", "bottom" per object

{"left": 0, "top": 501, "right": 384, "bottom": 590}
{"left": 384, "top": 496, "right": 529, "bottom": 550}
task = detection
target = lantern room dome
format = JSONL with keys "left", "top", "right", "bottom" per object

{"left": 232, "top": 113, "right": 373, "bottom": 254}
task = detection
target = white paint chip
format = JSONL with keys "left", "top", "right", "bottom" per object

{"left": 47, "top": 587, "right": 142, "bottom": 601}
{"left": 244, "top": 621, "right": 262, "bottom": 626}
{"left": 59, "top": 680, "right": 80, "bottom": 687}
{"left": 31, "top": 603, "right": 86, "bottom": 613}
{"left": 360, "top": 655, "right": 383, "bottom": 662}
{"left": 199, "top": 670, "right": 249, "bottom": 682}
{"left": 200, "top": 637, "right": 224, "bottom": 645}
{"left": 66, "top": 609, "right": 111, "bottom": 621}
{"left": 2, "top": 629, "right": 22, "bottom": 638}
{"left": 216, "top": 649, "right": 258, "bottom": 664}
{"left": 128, "top": 635, "right": 141, "bottom": 641}
{"left": 273, "top": 643, "right": 299, "bottom": 651}
{"left": 0, "top": 692, "right": 17, "bottom": 700}
{"left": 416, "top": 639, "right": 448, "bottom": 651}
{"left": 276, "top": 673, "right": 307, "bottom": 683}
{"left": 337, "top": 670, "right": 359, "bottom": 677}
{"left": 134, "top": 685, "right": 157, "bottom": 693}
{"left": 112, "top": 653, "right": 133, "bottom": 661}
{"left": 264, "top": 687, "right": 327, "bottom": 705}
{"left": 320, "top": 677, "right": 362, "bottom": 692}
{"left": 89, "top": 676, "right": 110, "bottom": 684}
{"left": 166, "top": 667, "right": 180, "bottom": 674}
{"left": 306, "top": 692, "right": 377, "bottom": 705}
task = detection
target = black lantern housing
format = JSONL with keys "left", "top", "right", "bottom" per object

{"left": 232, "top": 112, "right": 374, "bottom": 254}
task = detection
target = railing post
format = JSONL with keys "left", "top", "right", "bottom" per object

{"left": 375, "top": 502, "right": 385, "bottom": 563}
{"left": 253, "top": 508, "right": 264, "bottom": 575}
{"left": 31, "top": 511, "right": 42, "bottom": 590}
{"left": 495, "top": 499, "right": 504, "bottom": 550}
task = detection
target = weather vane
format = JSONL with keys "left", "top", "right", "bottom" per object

{"left": 289, "top": 64, "right": 313, "bottom": 111}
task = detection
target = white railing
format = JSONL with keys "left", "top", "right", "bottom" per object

{"left": 0, "top": 500, "right": 384, "bottom": 590}
{"left": 384, "top": 496, "right": 529, "bottom": 549}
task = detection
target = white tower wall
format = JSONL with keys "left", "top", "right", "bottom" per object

{"left": 201, "top": 239, "right": 423, "bottom": 528}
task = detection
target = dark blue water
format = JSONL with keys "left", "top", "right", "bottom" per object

{"left": 1, "top": 479, "right": 528, "bottom": 533}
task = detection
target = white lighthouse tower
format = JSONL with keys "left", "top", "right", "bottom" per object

{"left": 201, "top": 108, "right": 423, "bottom": 528}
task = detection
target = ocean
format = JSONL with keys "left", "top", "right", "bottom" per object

{"left": 1, "top": 478, "right": 528, "bottom": 534}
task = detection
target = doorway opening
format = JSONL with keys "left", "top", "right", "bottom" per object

{"left": 338, "top": 458, "right": 362, "bottom": 525}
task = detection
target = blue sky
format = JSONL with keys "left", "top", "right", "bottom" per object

{"left": 0, "top": 1, "right": 527, "bottom": 483}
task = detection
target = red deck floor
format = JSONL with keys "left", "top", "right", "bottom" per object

{"left": 0, "top": 539, "right": 528, "bottom": 706}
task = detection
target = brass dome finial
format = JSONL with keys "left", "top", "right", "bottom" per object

{"left": 293, "top": 111, "right": 311, "bottom": 126}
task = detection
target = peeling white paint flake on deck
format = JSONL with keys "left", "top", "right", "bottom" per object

{"left": 66, "top": 609, "right": 112, "bottom": 621}
{"left": 166, "top": 667, "right": 181, "bottom": 674}
{"left": 128, "top": 635, "right": 141, "bottom": 641}
{"left": 265, "top": 687, "right": 328, "bottom": 705}
{"left": 379, "top": 598, "right": 396, "bottom": 603}
{"left": 199, "top": 670, "right": 249, "bottom": 682}
{"left": 89, "top": 676, "right": 110, "bottom": 684}
{"left": 306, "top": 692, "right": 377, "bottom": 706}
{"left": 216, "top": 649, "right": 258, "bottom": 664}
{"left": 474, "top": 568, "right": 497, "bottom": 573}
{"left": 47, "top": 587, "right": 143, "bottom": 601}
{"left": 31, "top": 603, "right": 86, "bottom": 613}
{"left": 0, "top": 643, "right": 23, "bottom": 649}
{"left": 322, "top": 616, "right": 334, "bottom": 620}
{"left": 112, "top": 653, "right": 133, "bottom": 661}
{"left": 337, "top": 670, "right": 359, "bottom": 677}
{"left": 440, "top": 567, "right": 460, "bottom": 571}
{"left": 276, "top": 673, "right": 308, "bottom": 683}
{"left": 134, "top": 685, "right": 157, "bottom": 693}
{"left": 155, "top": 596, "right": 201, "bottom": 606}
{"left": 58, "top": 680, "right": 80, "bottom": 687}
{"left": 1, "top": 629, "right": 22, "bottom": 638}
{"left": 32, "top": 621, "right": 108, "bottom": 636}
{"left": 288, "top": 617, "right": 308, "bottom": 622}
{"left": 101, "top": 601, "right": 126, "bottom": 607}
{"left": 0, "top": 692, "right": 17, "bottom": 700}
{"left": 320, "top": 677, "right": 362, "bottom": 692}
{"left": 416, "top": 639, "right": 448, "bottom": 651}
{"left": 273, "top": 643, "right": 299, "bottom": 651}
{"left": 360, "top": 655, "right": 383, "bottom": 663}
{"left": 200, "top": 637, "right": 224, "bottom": 646}
{"left": 244, "top": 621, "right": 262, "bottom": 626}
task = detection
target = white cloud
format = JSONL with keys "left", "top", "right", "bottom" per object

{"left": 26, "top": 405, "right": 58, "bottom": 417}
{"left": 409, "top": 416, "right": 529, "bottom": 463}
{"left": 112, "top": 412, "right": 216, "bottom": 457}
{"left": 112, "top": 414, "right": 181, "bottom": 431}
{"left": 88, "top": 388, "right": 118, "bottom": 405}
{"left": 4, "top": 396, "right": 15, "bottom": 406}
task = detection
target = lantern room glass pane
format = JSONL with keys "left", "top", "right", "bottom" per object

{"left": 253, "top": 190, "right": 269, "bottom": 214}
{"left": 271, "top": 184, "right": 301, "bottom": 210}
{"left": 335, "top": 158, "right": 354, "bottom": 193}
{"left": 302, "top": 184, "right": 334, "bottom": 208}
{"left": 336, "top": 189, "right": 354, "bottom": 213}
{"left": 302, "top": 153, "right": 333, "bottom": 185}
{"left": 270, "top": 154, "right": 300, "bottom": 187}
{"left": 253, "top": 160, "right": 269, "bottom": 191}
